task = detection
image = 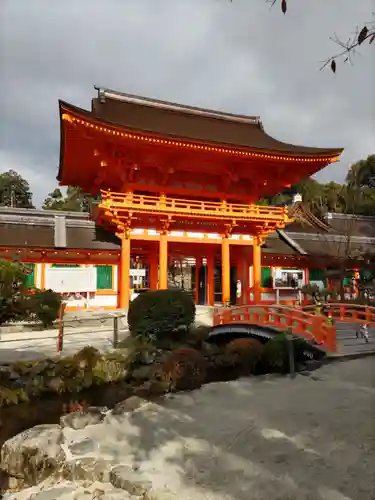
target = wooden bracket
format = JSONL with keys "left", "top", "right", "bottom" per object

{"left": 160, "top": 216, "right": 173, "bottom": 235}
{"left": 222, "top": 220, "right": 237, "bottom": 238}
{"left": 254, "top": 236, "right": 264, "bottom": 246}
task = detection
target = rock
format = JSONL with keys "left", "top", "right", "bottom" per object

{"left": 26, "top": 485, "right": 76, "bottom": 500}
{"left": 0, "top": 424, "right": 65, "bottom": 486}
{"left": 60, "top": 407, "right": 106, "bottom": 430}
{"left": 68, "top": 437, "right": 97, "bottom": 455}
{"left": 0, "top": 365, "right": 20, "bottom": 381}
{"left": 133, "top": 380, "right": 168, "bottom": 398}
{"left": 303, "top": 359, "right": 324, "bottom": 371}
{"left": 3, "top": 480, "right": 136, "bottom": 500}
{"left": 131, "top": 365, "right": 156, "bottom": 381}
{"left": 103, "top": 396, "right": 151, "bottom": 425}
{"left": 60, "top": 457, "right": 114, "bottom": 483}
{"left": 110, "top": 465, "right": 152, "bottom": 496}
{"left": 98, "top": 439, "right": 133, "bottom": 459}
{"left": 112, "top": 396, "right": 149, "bottom": 415}
{"left": 145, "top": 487, "right": 177, "bottom": 499}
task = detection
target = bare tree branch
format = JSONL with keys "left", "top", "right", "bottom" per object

{"left": 227, "top": 2, "right": 375, "bottom": 72}
{"left": 262, "top": 1, "right": 375, "bottom": 72}
{"left": 320, "top": 20, "right": 375, "bottom": 71}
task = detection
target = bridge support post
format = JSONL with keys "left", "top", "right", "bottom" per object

{"left": 253, "top": 237, "right": 262, "bottom": 304}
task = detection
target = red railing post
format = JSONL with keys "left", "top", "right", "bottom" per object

{"left": 365, "top": 307, "right": 372, "bottom": 323}
{"left": 57, "top": 301, "right": 66, "bottom": 353}
{"left": 321, "top": 321, "right": 337, "bottom": 353}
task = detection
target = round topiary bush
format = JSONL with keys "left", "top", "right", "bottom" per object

{"left": 159, "top": 347, "right": 207, "bottom": 391}
{"left": 225, "top": 337, "right": 264, "bottom": 373}
{"left": 28, "top": 289, "right": 62, "bottom": 327}
{"left": 127, "top": 289, "right": 195, "bottom": 341}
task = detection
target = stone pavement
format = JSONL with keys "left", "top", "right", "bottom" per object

{"left": 3, "top": 358, "right": 374, "bottom": 500}
{"left": 0, "top": 321, "right": 127, "bottom": 363}
{"left": 0, "top": 307, "right": 214, "bottom": 363}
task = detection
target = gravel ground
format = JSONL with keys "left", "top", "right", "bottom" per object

{"left": 3, "top": 358, "right": 375, "bottom": 500}
{"left": 139, "top": 358, "right": 375, "bottom": 500}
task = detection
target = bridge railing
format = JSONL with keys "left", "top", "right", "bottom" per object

{"left": 300, "top": 303, "right": 375, "bottom": 325}
{"left": 213, "top": 304, "right": 337, "bottom": 353}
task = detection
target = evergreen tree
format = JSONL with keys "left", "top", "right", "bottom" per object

{"left": 0, "top": 170, "right": 34, "bottom": 208}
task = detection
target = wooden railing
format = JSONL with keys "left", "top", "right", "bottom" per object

{"left": 213, "top": 304, "right": 337, "bottom": 353}
{"left": 301, "top": 303, "right": 375, "bottom": 326}
{"left": 100, "top": 190, "right": 289, "bottom": 221}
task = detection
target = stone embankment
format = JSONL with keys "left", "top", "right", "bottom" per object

{"left": 1, "top": 396, "right": 174, "bottom": 499}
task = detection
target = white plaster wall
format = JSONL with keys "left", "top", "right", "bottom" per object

{"left": 261, "top": 291, "right": 300, "bottom": 302}
{"left": 64, "top": 294, "right": 117, "bottom": 310}
{"left": 41, "top": 263, "right": 118, "bottom": 309}
{"left": 261, "top": 292, "right": 275, "bottom": 301}
{"left": 88, "top": 294, "right": 117, "bottom": 308}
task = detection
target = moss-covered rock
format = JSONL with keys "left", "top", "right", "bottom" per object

{"left": 0, "top": 347, "right": 131, "bottom": 408}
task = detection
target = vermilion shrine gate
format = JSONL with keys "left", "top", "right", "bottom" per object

{"left": 58, "top": 87, "right": 343, "bottom": 309}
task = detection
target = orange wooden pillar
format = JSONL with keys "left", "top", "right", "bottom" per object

{"left": 253, "top": 237, "right": 262, "bottom": 304}
{"left": 119, "top": 231, "right": 131, "bottom": 309}
{"left": 159, "top": 229, "right": 168, "bottom": 290}
{"left": 221, "top": 235, "right": 230, "bottom": 305}
{"left": 149, "top": 251, "right": 158, "bottom": 290}
{"left": 207, "top": 251, "right": 215, "bottom": 306}
{"left": 40, "top": 263, "right": 46, "bottom": 290}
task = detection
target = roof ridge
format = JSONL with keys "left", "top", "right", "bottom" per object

{"left": 94, "top": 86, "right": 262, "bottom": 126}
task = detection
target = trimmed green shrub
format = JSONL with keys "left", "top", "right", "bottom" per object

{"left": 0, "top": 259, "right": 30, "bottom": 325}
{"left": 159, "top": 347, "right": 207, "bottom": 391}
{"left": 117, "top": 334, "right": 158, "bottom": 366}
{"left": 262, "top": 333, "right": 317, "bottom": 373}
{"left": 128, "top": 289, "right": 196, "bottom": 341}
{"left": 225, "top": 338, "right": 264, "bottom": 373}
{"left": 27, "top": 289, "right": 62, "bottom": 327}
{"left": 187, "top": 325, "right": 212, "bottom": 348}
{"left": 262, "top": 334, "right": 290, "bottom": 372}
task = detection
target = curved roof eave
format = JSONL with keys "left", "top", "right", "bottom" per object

{"left": 58, "top": 100, "right": 343, "bottom": 165}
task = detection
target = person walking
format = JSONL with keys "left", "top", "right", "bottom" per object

{"left": 356, "top": 324, "right": 369, "bottom": 343}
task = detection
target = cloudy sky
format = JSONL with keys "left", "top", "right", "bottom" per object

{"left": 1, "top": 0, "right": 374, "bottom": 207}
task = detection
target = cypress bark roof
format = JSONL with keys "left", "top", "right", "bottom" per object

{"left": 89, "top": 87, "right": 343, "bottom": 157}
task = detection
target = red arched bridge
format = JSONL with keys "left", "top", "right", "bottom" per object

{"left": 213, "top": 303, "right": 375, "bottom": 354}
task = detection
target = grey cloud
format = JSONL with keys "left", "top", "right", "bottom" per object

{"left": 1, "top": 0, "right": 374, "bottom": 206}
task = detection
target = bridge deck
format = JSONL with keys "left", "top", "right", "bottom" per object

{"left": 335, "top": 322, "right": 375, "bottom": 356}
